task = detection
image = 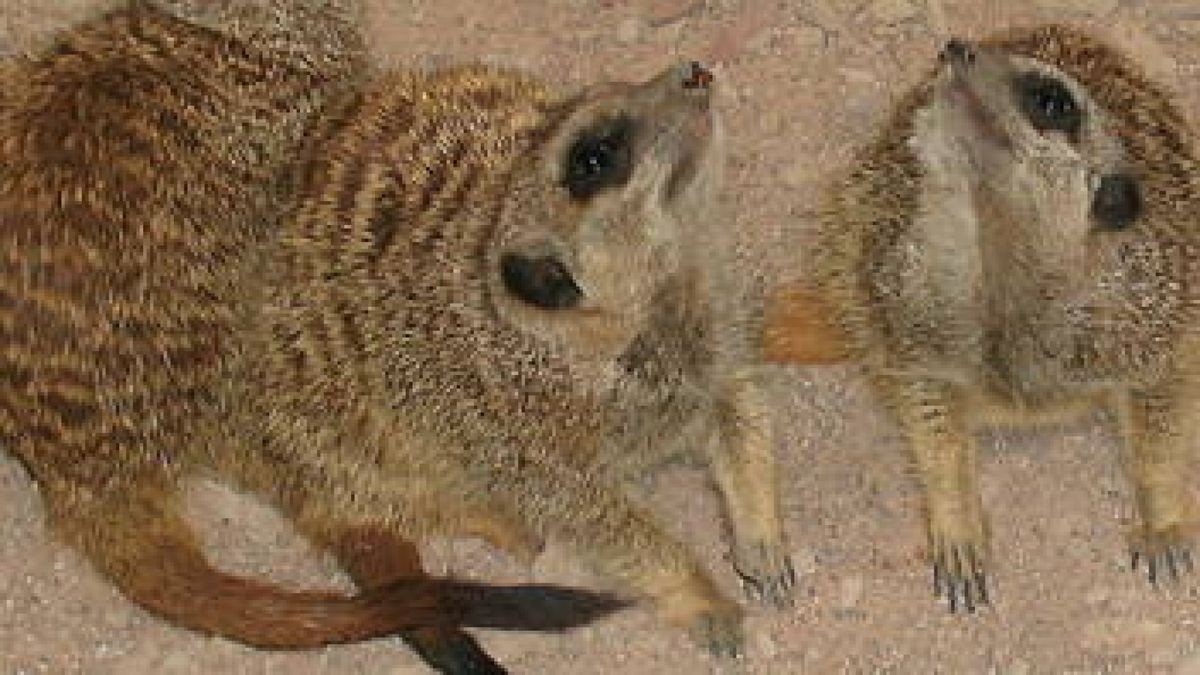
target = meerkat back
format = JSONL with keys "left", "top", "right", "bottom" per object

{"left": 813, "top": 25, "right": 1200, "bottom": 611}
{"left": 0, "top": 0, "right": 529, "bottom": 659}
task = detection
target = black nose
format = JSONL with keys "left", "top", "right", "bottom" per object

{"left": 940, "top": 38, "right": 975, "bottom": 64}
{"left": 682, "top": 61, "right": 713, "bottom": 90}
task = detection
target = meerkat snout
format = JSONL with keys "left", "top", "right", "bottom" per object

{"left": 939, "top": 38, "right": 976, "bottom": 65}
{"left": 937, "top": 39, "right": 1085, "bottom": 145}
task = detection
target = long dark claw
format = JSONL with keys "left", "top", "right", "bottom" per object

{"left": 931, "top": 543, "right": 989, "bottom": 613}
{"left": 784, "top": 556, "right": 798, "bottom": 590}
{"left": 732, "top": 543, "right": 796, "bottom": 609}
{"left": 1167, "top": 550, "right": 1181, "bottom": 583}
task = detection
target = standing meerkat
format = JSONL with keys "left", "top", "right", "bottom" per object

{"left": 211, "top": 59, "right": 796, "bottom": 663}
{"left": 1, "top": 2, "right": 629, "bottom": 673}
{"left": 810, "top": 25, "right": 1200, "bottom": 610}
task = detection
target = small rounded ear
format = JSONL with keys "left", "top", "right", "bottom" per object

{"left": 1091, "top": 173, "right": 1141, "bottom": 231}
{"left": 500, "top": 253, "right": 583, "bottom": 310}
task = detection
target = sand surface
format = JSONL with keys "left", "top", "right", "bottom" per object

{"left": 3, "top": 1, "right": 1200, "bottom": 673}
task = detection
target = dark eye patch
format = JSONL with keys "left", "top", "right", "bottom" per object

{"left": 562, "top": 116, "right": 634, "bottom": 201}
{"left": 1013, "top": 71, "right": 1082, "bottom": 138}
{"left": 500, "top": 253, "right": 583, "bottom": 310}
{"left": 1091, "top": 173, "right": 1142, "bottom": 231}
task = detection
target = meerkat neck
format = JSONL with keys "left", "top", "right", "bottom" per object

{"left": 910, "top": 95, "right": 1078, "bottom": 396}
{"left": 909, "top": 99, "right": 985, "bottom": 275}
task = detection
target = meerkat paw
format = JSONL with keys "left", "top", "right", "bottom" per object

{"left": 657, "top": 575, "right": 745, "bottom": 657}
{"left": 926, "top": 510, "right": 989, "bottom": 613}
{"left": 732, "top": 540, "right": 796, "bottom": 609}
{"left": 931, "top": 537, "right": 988, "bottom": 613}
{"left": 684, "top": 605, "right": 746, "bottom": 658}
{"left": 1130, "top": 523, "right": 1196, "bottom": 586}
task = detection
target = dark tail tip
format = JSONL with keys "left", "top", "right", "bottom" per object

{"left": 451, "top": 583, "right": 631, "bottom": 632}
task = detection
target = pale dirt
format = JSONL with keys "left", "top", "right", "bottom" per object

{"left": 3, "top": 1, "right": 1200, "bottom": 674}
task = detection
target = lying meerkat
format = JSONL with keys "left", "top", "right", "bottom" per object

{"left": 211, "top": 60, "right": 795, "bottom": 665}
{"left": 811, "top": 25, "right": 1200, "bottom": 611}
{"left": 1, "top": 2, "right": 637, "bottom": 673}
{"left": 2, "top": 6, "right": 793, "bottom": 667}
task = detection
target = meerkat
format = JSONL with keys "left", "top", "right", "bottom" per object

{"left": 204, "top": 59, "right": 796, "bottom": 664}
{"left": 810, "top": 24, "right": 1200, "bottom": 611}
{"left": 1, "top": 2, "right": 635, "bottom": 673}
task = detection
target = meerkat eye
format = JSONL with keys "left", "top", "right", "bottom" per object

{"left": 1091, "top": 173, "right": 1142, "bottom": 230}
{"left": 500, "top": 253, "right": 583, "bottom": 310}
{"left": 1014, "top": 72, "right": 1081, "bottom": 137}
{"left": 562, "top": 116, "right": 634, "bottom": 200}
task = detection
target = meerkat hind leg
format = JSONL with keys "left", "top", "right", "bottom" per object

{"left": 458, "top": 507, "right": 545, "bottom": 566}
{"left": 709, "top": 376, "right": 796, "bottom": 608}
{"left": 1116, "top": 386, "right": 1198, "bottom": 585}
{"left": 895, "top": 378, "right": 989, "bottom": 612}
{"left": 321, "top": 527, "right": 508, "bottom": 675}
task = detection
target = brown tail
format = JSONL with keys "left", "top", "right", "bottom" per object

{"left": 118, "top": 542, "right": 625, "bottom": 648}
{"left": 761, "top": 282, "right": 850, "bottom": 365}
{"left": 45, "top": 487, "right": 627, "bottom": 649}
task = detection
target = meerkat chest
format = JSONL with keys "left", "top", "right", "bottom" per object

{"left": 879, "top": 113, "right": 990, "bottom": 370}
{"left": 590, "top": 296, "right": 723, "bottom": 470}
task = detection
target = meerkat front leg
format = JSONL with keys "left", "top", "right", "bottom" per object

{"left": 708, "top": 371, "right": 795, "bottom": 608}
{"left": 503, "top": 460, "right": 745, "bottom": 657}
{"left": 892, "top": 377, "right": 988, "bottom": 611}
{"left": 1114, "top": 383, "right": 1198, "bottom": 584}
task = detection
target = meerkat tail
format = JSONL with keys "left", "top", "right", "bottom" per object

{"left": 761, "top": 281, "right": 850, "bottom": 364}
{"left": 44, "top": 488, "right": 627, "bottom": 647}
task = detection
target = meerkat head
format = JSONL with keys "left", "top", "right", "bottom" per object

{"left": 929, "top": 33, "right": 1143, "bottom": 247}
{"left": 910, "top": 25, "right": 1200, "bottom": 374}
{"left": 489, "top": 61, "right": 721, "bottom": 359}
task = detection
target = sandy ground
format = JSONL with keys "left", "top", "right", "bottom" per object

{"left": 4, "top": 1, "right": 1200, "bottom": 673}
